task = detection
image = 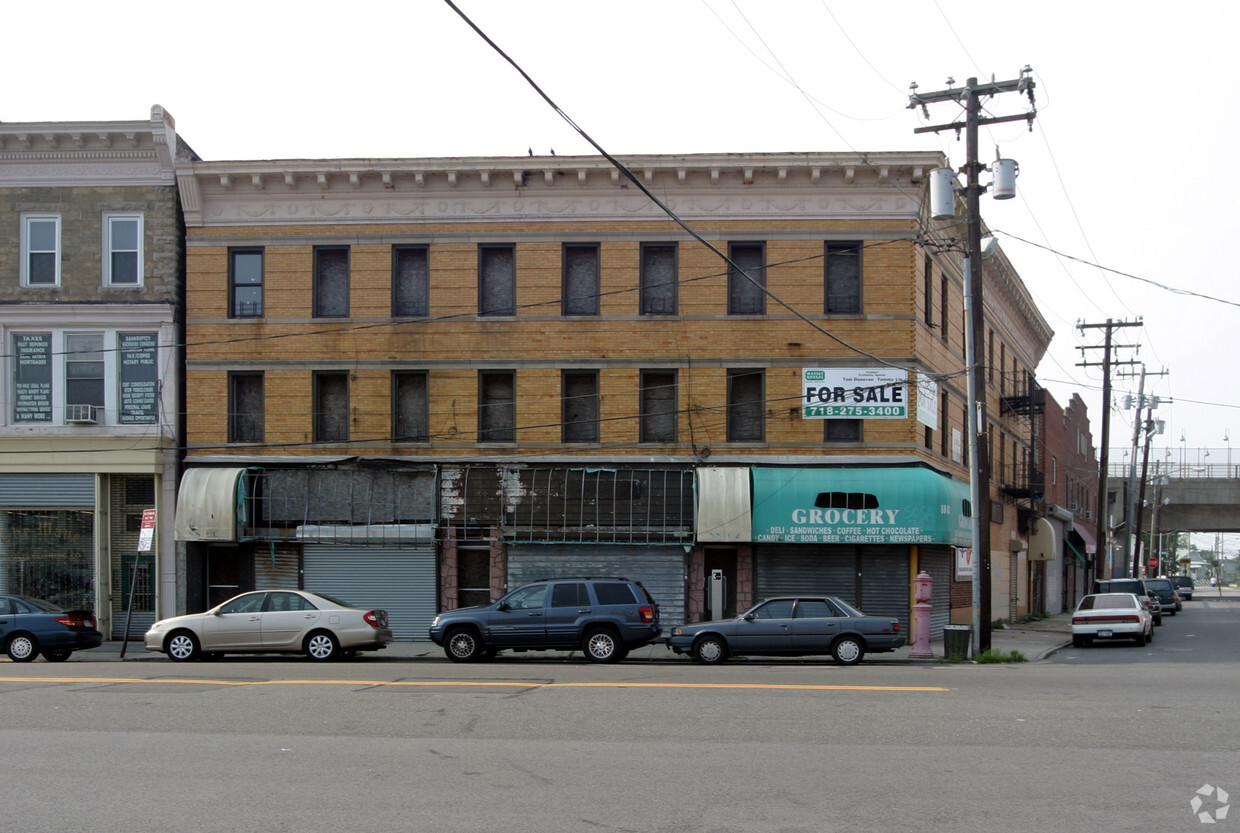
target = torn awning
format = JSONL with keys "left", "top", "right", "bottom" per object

{"left": 750, "top": 466, "right": 972, "bottom": 546}
{"left": 174, "top": 468, "right": 250, "bottom": 542}
{"left": 1029, "top": 517, "right": 1059, "bottom": 561}
{"left": 695, "top": 467, "right": 752, "bottom": 543}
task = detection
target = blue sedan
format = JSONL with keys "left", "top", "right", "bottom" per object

{"left": 667, "top": 596, "right": 904, "bottom": 665}
{"left": 0, "top": 595, "right": 103, "bottom": 662}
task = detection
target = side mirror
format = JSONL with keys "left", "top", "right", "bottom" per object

{"left": 742, "top": 612, "right": 755, "bottom": 621}
{"left": 497, "top": 602, "right": 511, "bottom": 612}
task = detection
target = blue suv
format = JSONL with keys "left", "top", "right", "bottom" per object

{"left": 429, "top": 577, "right": 661, "bottom": 663}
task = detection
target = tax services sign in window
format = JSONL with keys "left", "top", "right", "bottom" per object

{"left": 802, "top": 367, "right": 907, "bottom": 419}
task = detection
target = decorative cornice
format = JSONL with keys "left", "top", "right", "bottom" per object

{"left": 0, "top": 105, "right": 180, "bottom": 187}
{"left": 178, "top": 151, "right": 944, "bottom": 228}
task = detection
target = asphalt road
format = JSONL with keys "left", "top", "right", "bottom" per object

{"left": 4, "top": 601, "right": 1237, "bottom": 833}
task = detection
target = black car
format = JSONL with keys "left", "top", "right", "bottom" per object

{"left": 1142, "top": 578, "right": 1180, "bottom": 614}
{"left": 1093, "top": 578, "right": 1162, "bottom": 625}
{"left": 0, "top": 595, "right": 103, "bottom": 662}
{"left": 666, "top": 596, "right": 904, "bottom": 665}
{"left": 1172, "top": 575, "right": 1194, "bottom": 602}
{"left": 429, "top": 577, "right": 661, "bottom": 663}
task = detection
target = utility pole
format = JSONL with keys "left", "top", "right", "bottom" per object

{"left": 1077, "top": 319, "right": 1142, "bottom": 583}
{"left": 910, "top": 69, "right": 1036, "bottom": 655}
{"left": 1119, "top": 366, "right": 1167, "bottom": 578}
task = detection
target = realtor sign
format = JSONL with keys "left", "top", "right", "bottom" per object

{"left": 802, "top": 367, "right": 908, "bottom": 419}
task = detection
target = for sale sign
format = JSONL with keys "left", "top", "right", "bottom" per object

{"left": 802, "top": 367, "right": 908, "bottom": 419}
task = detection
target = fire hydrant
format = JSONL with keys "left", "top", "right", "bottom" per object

{"left": 909, "top": 570, "right": 934, "bottom": 659}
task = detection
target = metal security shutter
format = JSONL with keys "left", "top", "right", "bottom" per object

{"left": 507, "top": 544, "right": 687, "bottom": 628}
{"left": 919, "top": 545, "right": 952, "bottom": 639}
{"left": 859, "top": 546, "right": 910, "bottom": 634}
{"left": 0, "top": 473, "right": 94, "bottom": 506}
{"left": 302, "top": 545, "right": 436, "bottom": 641}
{"left": 255, "top": 543, "right": 300, "bottom": 590}
{"left": 755, "top": 546, "right": 857, "bottom": 603}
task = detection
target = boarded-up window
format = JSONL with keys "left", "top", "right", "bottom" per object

{"left": 563, "top": 244, "right": 600, "bottom": 316}
{"left": 562, "top": 370, "right": 599, "bottom": 443}
{"left": 314, "top": 247, "right": 350, "bottom": 317}
{"left": 314, "top": 371, "right": 349, "bottom": 442}
{"left": 479, "top": 244, "right": 516, "bottom": 316}
{"left": 640, "top": 370, "right": 677, "bottom": 442}
{"left": 479, "top": 370, "right": 516, "bottom": 442}
{"left": 727, "top": 369, "right": 764, "bottom": 442}
{"left": 229, "top": 372, "right": 264, "bottom": 443}
{"left": 392, "top": 371, "right": 429, "bottom": 442}
{"left": 393, "top": 246, "right": 429, "bottom": 317}
{"left": 640, "top": 243, "right": 677, "bottom": 315}
{"left": 824, "top": 418, "right": 862, "bottom": 443}
{"left": 728, "top": 242, "right": 765, "bottom": 315}
{"left": 825, "top": 241, "right": 861, "bottom": 314}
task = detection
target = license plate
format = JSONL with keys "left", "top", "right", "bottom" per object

{"left": 1098, "top": 630, "right": 1113, "bottom": 637}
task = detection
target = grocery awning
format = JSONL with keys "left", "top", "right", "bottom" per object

{"left": 750, "top": 466, "right": 971, "bottom": 546}
{"left": 173, "top": 467, "right": 250, "bottom": 542}
{"left": 695, "top": 467, "right": 752, "bottom": 543}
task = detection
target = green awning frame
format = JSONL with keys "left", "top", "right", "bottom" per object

{"left": 751, "top": 466, "right": 972, "bottom": 546}
{"left": 1065, "top": 537, "right": 1088, "bottom": 568}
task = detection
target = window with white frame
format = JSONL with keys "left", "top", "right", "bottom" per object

{"left": 65, "top": 333, "right": 105, "bottom": 414}
{"left": 21, "top": 214, "right": 61, "bottom": 287}
{"left": 9, "top": 330, "right": 160, "bottom": 425}
{"left": 104, "top": 213, "right": 144, "bottom": 286}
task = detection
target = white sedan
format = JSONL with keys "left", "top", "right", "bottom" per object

{"left": 1071, "top": 592, "right": 1153, "bottom": 647}
{"left": 144, "top": 590, "right": 393, "bottom": 661}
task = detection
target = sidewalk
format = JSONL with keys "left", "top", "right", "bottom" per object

{"left": 85, "top": 612, "right": 1074, "bottom": 664}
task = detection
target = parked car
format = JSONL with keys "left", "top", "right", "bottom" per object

{"left": 429, "top": 577, "right": 661, "bottom": 663}
{"left": 0, "top": 595, "right": 103, "bottom": 662}
{"left": 1071, "top": 593, "right": 1153, "bottom": 647}
{"left": 666, "top": 596, "right": 904, "bottom": 666}
{"left": 1093, "top": 578, "right": 1162, "bottom": 625}
{"left": 1172, "top": 575, "right": 1194, "bottom": 602}
{"left": 144, "top": 590, "right": 392, "bottom": 662}
{"left": 1143, "top": 578, "right": 1180, "bottom": 613}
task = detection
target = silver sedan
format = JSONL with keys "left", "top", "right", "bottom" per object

{"left": 144, "top": 590, "right": 393, "bottom": 661}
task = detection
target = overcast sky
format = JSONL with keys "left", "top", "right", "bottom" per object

{"left": 8, "top": 1, "right": 1238, "bottom": 525}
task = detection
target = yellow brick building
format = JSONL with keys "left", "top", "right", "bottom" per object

{"left": 174, "top": 152, "right": 1052, "bottom": 640}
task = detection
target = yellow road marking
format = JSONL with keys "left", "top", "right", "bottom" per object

{"left": 0, "top": 676, "right": 948, "bottom": 692}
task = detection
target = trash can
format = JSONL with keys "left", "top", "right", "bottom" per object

{"left": 943, "top": 625, "right": 971, "bottom": 660}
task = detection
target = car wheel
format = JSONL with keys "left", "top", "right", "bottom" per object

{"left": 166, "top": 630, "right": 201, "bottom": 662}
{"left": 692, "top": 635, "right": 729, "bottom": 664}
{"left": 305, "top": 630, "right": 340, "bottom": 661}
{"left": 582, "top": 628, "right": 624, "bottom": 663}
{"left": 6, "top": 633, "right": 39, "bottom": 662}
{"left": 42, "top": 649, "right": 72, "bottom": 662}
{"left": 445, "top": 627, "right": 485, "bottom": 662}
{"left": 832, "top": 636, "right": 865, "bottom": 666}
{"left": 1134, "top": 628, "right": 1147, "bottom": 647}
{"left": 1072, "top": 635, "right": 1085, "bottom": 648}
{"left": 1146, "top": 623, "right": 1154, "bottom": 642}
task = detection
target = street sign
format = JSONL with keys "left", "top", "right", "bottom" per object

{"left": 138, "top": 508, "right": 156, "bottom": 552}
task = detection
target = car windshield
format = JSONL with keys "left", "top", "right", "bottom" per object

{"left": 14, "top": 596, "right": 61, "bottom": 613}
{"left": 831, "top": 598, "right": 865, "bottom": 618}
{"left": 1080, "top": 594, "right": 1136, "bottom": 610}
{"left": 307, "top": 592, "right": 352, "bottom": 609}
{"left": 1145, "top": 580, "right": 1172, "bottom": 591}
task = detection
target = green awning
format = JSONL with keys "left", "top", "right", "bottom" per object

{"left": 751, "top": 466, "right": 972, "bottom": 546}
{"left": 1065, "top": 537, "right": 1088, "bottom": 568}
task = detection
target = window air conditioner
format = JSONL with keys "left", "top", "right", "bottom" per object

{"left": 65, "top": 404, "right": 99, "bottom": 424}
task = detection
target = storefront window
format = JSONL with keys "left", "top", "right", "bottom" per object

{"left": 0, "top": 509, "right": 95, "bottom": 610}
